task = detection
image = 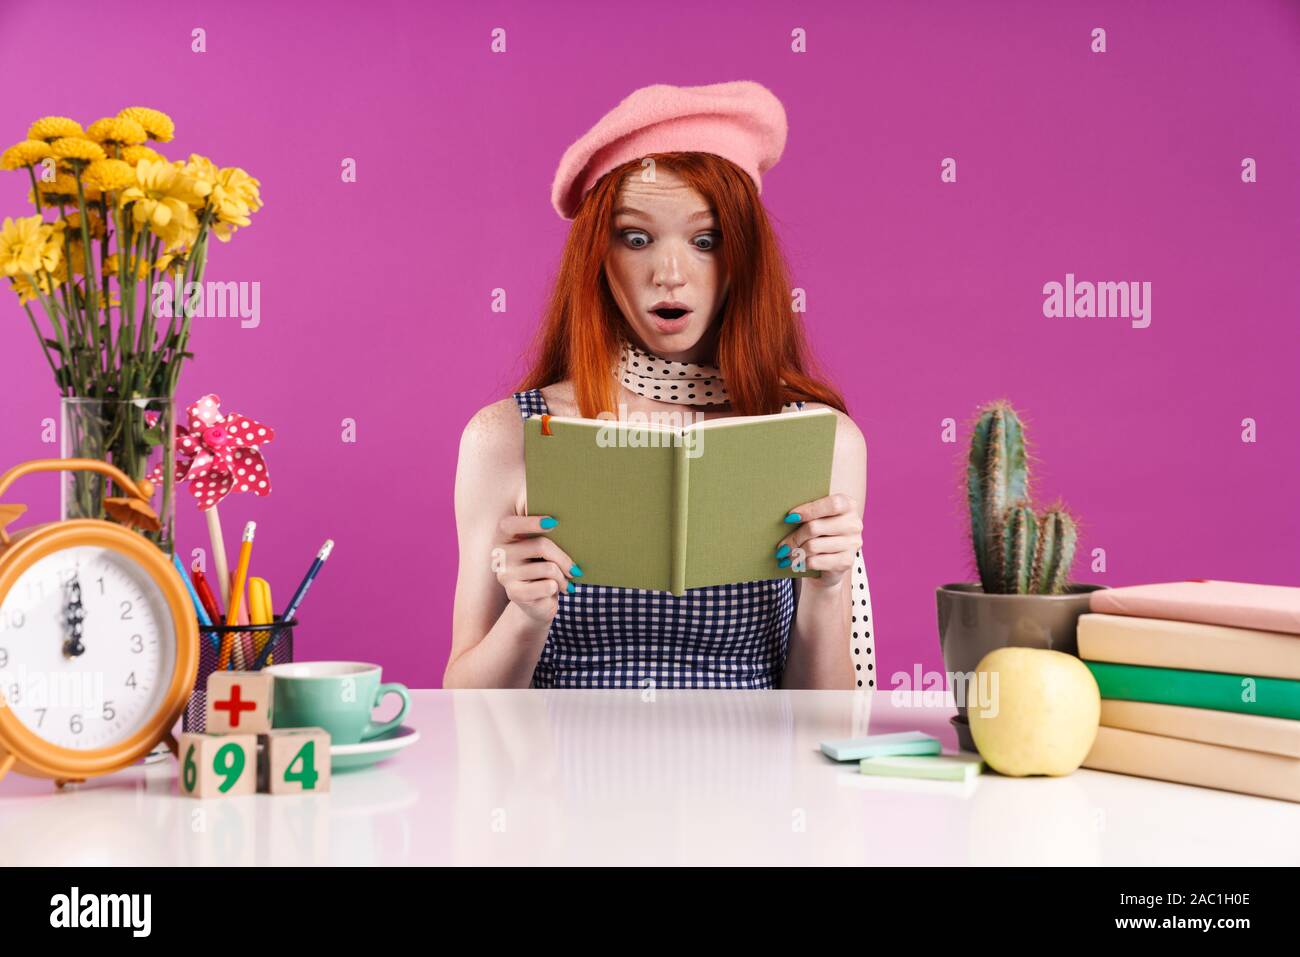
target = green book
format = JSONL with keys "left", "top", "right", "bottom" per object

{"left": 524, "top": 408, "right": 838, "bottom": 595}
{"left": 1085, "top": 660, "right": 1300, "bottom": 721}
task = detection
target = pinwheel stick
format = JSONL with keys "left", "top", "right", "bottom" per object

{"left": 205, "top": 506, "right": 231, "bottom": 607}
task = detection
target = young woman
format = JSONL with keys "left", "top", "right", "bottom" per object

{"left": 447, "top": 81, "right": 874, "bottom": 690}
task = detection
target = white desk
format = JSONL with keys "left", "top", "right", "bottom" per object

{"left": 1, "top": 689, "right": 1297, "bottom": 866}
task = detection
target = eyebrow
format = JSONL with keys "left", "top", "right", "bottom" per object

{"left": 614, "top": 206, "right": 716, "bottom": 223}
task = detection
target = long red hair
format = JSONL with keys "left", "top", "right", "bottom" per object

{"left": 517, "top": 151, "right": 846, "bottom": 417}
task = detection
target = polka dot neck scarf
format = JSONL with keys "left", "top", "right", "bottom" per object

{"left": 614, "top": 338, "right": 729, "bottom": 405}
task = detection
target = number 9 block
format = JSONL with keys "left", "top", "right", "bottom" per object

{"left": 259, "top": 728, "right": 331, "bottom": 794}
{"left": 178, "top": 732, "right": 257, "bottom": 798}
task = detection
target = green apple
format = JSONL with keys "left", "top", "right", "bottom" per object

{"left": 968, "top": 647, "right": 1100, "bottom": 777}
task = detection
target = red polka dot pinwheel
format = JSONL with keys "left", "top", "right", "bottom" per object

{"left": 153, "top": 394, "right": 276, "bottom": 509}
{"left": 153, "top": 393, "right": 275, "bottom": 612}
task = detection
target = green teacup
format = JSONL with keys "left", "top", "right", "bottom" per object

{"left": 264, "top": 661, "right": 410, "bottom": 744}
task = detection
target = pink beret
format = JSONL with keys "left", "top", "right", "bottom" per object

{"left": 550, "top": 80, "right": 789, "bottom": 220}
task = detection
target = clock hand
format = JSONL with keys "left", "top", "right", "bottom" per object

{"left": 63, "top": 573, "right": 86, "bottom": 659}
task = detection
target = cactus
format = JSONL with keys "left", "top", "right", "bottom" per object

{"left": 1001, "top": 500, "right": 1038, "bottom": 594}
{"left": 966, "top": 401, "right": 1078, "bottom": 595}
{"left": 966, "top": 402, "right": 1028, "bottom": 591}
{"left": 1030, "top": 507, "right": 1077, "bottom": 594}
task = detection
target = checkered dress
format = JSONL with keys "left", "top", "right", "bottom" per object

{"left": 513, "top": 388, "right": 801, "bottom": 689}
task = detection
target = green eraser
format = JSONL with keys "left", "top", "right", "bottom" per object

{"left": 820, "top": 731, "right": 942, "bottom": 762}
{"left": 859, "top": 753, "right": 984, "bottom": 782}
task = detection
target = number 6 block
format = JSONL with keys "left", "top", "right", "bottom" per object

{"left": 177, "top": 732, "right": 257, "bottom": 798}
{"left": 259, "top": 728, "right": 331, "bottom": 794}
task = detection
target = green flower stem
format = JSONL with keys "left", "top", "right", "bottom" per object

{"left": 135, "top": 234, "right": 161, "bottom": 393}
{"left": 97, "top": 195, "right": 112, "bottom": 366}
{"left": 71, "top": 169, "right": 101, "bottom": 368}
{"left": 21, "top": 300, "right": 59, "bottom": 381}
{"left": 115, "top": 203, "right": 133, "bottom": 360}
{"left": 25, "top": 165, "right": 43, "bottom": 215}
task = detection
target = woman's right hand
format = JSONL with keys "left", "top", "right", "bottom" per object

{"left": 492, "top": 515, "right": 579, "bottom": 627}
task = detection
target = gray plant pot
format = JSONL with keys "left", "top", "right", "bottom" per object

{"left": 936, "top": 582, "right": 1106, "bottom": 752}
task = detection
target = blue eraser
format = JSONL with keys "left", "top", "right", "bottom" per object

{"left": 820, "top": 731, "right": 942, "bottom": 762}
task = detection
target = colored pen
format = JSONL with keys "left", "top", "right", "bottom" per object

{"left": 261, "top": 580, "right": 276, "bottom": 664}
{"left": 249, "top": 576, "right": 272, "bottom": 658}
{"left": 253, "top": 539, "right": 333, "bottom": 670}
{"left": 173, "top": 553, "right": 219, "bottom": 651}
{"left": 219, "top": 522, "right": 257, "bottom": 670}
{"left": 231, "top": 570, "right": 254, "bottom": 670}
{"left": 191, "top": 569, "right": 223, "bottom": 624}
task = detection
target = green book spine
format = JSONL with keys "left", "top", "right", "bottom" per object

{"left": 670, "top": 437, "right": 689, "bottom": 596}
{"left": 1086, "top": 660, "right": 1300, "bottom": 720}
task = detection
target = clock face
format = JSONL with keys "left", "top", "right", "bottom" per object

{"left": 0, "top": 544, "right": 177, "bottom": 750}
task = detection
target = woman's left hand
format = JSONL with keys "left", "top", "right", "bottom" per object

{"left": 777, "top": 493, "right": 862, "bottom": 589}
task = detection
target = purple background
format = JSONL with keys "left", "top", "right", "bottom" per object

{"left": 1, "top": 0, "right": 1297, "bottom": 689}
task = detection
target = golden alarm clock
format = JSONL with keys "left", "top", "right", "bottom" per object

{"left": 0, "top": 459, "right": 198, "bottom": 788}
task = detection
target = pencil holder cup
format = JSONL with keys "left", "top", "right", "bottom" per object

{"left": 183, "top": 617, "right": 297, "bottom": 733}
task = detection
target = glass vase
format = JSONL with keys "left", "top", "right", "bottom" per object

{"left": 60, "top": 396, "right": 177, "bottom": 554}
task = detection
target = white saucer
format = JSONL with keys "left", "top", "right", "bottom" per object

{"left": 330, "top": 725, "right": 420, "bottom": 772}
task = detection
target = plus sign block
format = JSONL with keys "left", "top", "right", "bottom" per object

{"left": 205, "top": 671, "right": 275, "bottom": 735}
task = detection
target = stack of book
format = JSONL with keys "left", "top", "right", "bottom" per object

{"left": 1077, "top": 580, "right": 1300, "bottom": 803}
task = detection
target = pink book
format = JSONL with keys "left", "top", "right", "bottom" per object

{"left": 1089, "top": 580, "right": 1300, "bottom": 635}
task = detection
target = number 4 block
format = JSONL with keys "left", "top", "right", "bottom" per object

{"left": 178, "top": 732, "right": 257, "bottom": 798}
{"left": 259, "top": 728, "right": 331, "bottom": 794}
{"left": 205, "top": 671, "right": 275, "bottom": 734}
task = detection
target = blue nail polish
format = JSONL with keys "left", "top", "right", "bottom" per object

{"left": 570, "top": 564, "right": 583, "bottom": 577}
{"left": 775, "top": 544, "right": 791, "bottom": 559}
{"left": 777, "top": 557, "right": 792, "bottom": 568}
{"left": 540, "top": 516, "right": 558, "bottom": 529}
{"left": 784, "top": 512, "right": 801, "bottom": 524}
{"left": 566, "top": 581, "right": 575, "bottom": 594}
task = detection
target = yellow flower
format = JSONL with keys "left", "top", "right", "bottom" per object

{"left": 86, "top": 116, "right": 148, "bottom": 148}
{"left": 119, "top": 160, "right": 207, "bottom": 249}
{"left": 65, "top": 209, "right": 107, "bottom": 240}
{"left": 48, "top": 137, "right": 106, "bottom": 164}
{"left": 117, "top": 107, "right": 175, "bottom": 143}
{"left": 31, "top": 171, "right": 102, "bottom": 205}
{"left": 10, "top": 270, "right": 61, "bottom": 304}
{"left": 27, "top": 117, "right": 84, "bottom": 143}
{"left": 199, "top": 164, "right": 263, "bottom": 241}
{"left": 104, "top": 253, "right": 154, "bottom": 281}
{"left": 120, "top": 144, "right": 165, "bottom": 166}
{"left": 183, "top": 153, "right": 220, "bottom": 191}
{"left": 62, "top": 238, "right": 87, "bottom": 277}
{"left": 220, "top": 166, "right": 263, "bottom": 212}
{"left": 1, "top": 139, "right": 53, "bottom": 170}
{"left": 0, "top": 215, "right": 61, "bottom": 277}
{"left": 83, "top": 158, "right": 134, "bottom": 192}
{"left": 35, "top": 173, "right": 80, "bottom": 205}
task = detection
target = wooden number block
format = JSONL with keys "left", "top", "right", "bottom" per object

{"left": 205, "top": 671, "right": 275, "bottom": 734}
{"left": 260, "top": 727, "right": 331, "bottom": 795}
{"left": 178, "top": 732, "right": 257, "bottom": 798}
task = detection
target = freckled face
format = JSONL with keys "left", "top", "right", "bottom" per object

{"left": 604, "top": 169, "right": 728, "bottom": 363}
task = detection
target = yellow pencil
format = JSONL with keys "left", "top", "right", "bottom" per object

{"left": 219, "top": 521, "right": 256, "bottom": 670}
{"left": 262, "top": 580, "right": 276, "bottom": 662}
{"left": 250, "top": 577, "right": 272, "bottom": 657}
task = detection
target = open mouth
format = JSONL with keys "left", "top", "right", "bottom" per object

{"left": 652, "top": 308, "right": 690, "bottom": 320}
